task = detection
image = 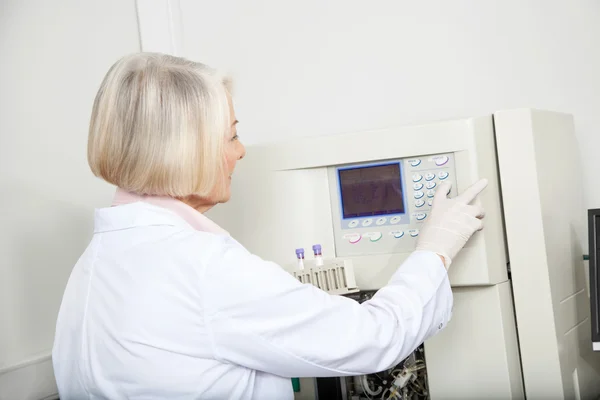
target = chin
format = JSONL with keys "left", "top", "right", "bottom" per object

{"left": 217, "top": 193, "right": 232, "bottom": 204}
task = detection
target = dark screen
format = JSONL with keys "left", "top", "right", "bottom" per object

{"left": 338, "top": 163, "right": 405, "bottom": 219}
{"left": 590, "top": 212, "right": 600, "bottom": 342}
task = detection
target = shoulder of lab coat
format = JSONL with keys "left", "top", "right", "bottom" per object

{"left": 201, "top": 236, "right": 452, "bottom": 378}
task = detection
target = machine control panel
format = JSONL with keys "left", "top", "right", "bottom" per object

{"left": 328, "top": 153, "right": 458, "bottom": 257}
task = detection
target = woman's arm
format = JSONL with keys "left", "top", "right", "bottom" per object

{"left": 204, "top": 245, "right": 450, "bottom": 378}
{"left": 203, "top": 179, "right": 487, "bottom": 378}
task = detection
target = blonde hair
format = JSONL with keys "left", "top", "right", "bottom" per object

{"left": 87, "top": 52, "right": 232, "bottom": 197}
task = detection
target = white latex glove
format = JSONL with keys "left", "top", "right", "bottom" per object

{"left": 416, "top": 179, "right": 488, "bottom": 269}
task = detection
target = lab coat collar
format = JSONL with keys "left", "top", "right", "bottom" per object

{"left": 93, "top": 188, "right": 230, "bottom": 235}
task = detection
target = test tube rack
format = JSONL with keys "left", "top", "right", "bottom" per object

{"left": 291, "top": 258, "right": 359, "bottom": 295}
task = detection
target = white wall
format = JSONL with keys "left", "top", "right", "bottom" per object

{"left": 0, "top": 0, "right": 140, "bottom": 398}
{"left": 167, "top": 0, "right": 600, "bottom": 211}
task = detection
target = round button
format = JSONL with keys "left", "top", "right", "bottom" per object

{"left": 415, "top": 212, "right": 427, "bottom": 221}
{"left": 426, "top": 181, "right": 437, "bottom": 190}
{"left": 435, "top": 156, "right": 449, "bottom": 166}
{"left": 409, "top": 159, "right": 421, "bottom": 167}
{"left": 415, "top": 199, "right": 425, "bottom": 208}
{"left": 439, "top": 171, "right": 449, "bottom": 180}
{"left": 427, "top": 190, "right": 436, "bottom": 198}
{"left": 376, "top": 217, "right": 387, "bottom": 226}
{"left": 343, "top": 233, "right": 362, "bottom": 244}
{"left": 390, "top": 216, "right": 401, "bottom": 224}
{"left": 412, "top": 174, "right": 423, "bottom": 183}
{"left": 348, "top": 220, "right": 359, "bottom": 228}
{"left": 362, "top": 218, "right": 373, "bottom": 227}
{"left": 413, "top": 182, "right": 424, "bottom": 190}
{"left": 409, "top": 229, "right": 419, "bottom": 237}
{"left": 367, "top": 232, "right": 383, "bottom": 242}
{"left": 425, "top": 173, "right": 436, "bottom": 181}
{"left": 414, "top": 191, "right": 424, "bottom": 199}
{"left": 390, "top": 231, "right": 404, "bottom": 239}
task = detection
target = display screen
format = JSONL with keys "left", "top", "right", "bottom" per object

{"left": 338, "top": 163, "right": 405, "bottom": 219}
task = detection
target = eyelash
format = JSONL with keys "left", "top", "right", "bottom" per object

{"left": 231, "top": 134, "right": 239, "bottom": 141}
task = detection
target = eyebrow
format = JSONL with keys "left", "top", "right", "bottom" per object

{"left": 232, "top": 119, "right": 239, "bottom": 126}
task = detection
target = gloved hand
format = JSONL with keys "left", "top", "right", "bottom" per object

{"left": 416, "top": 179, "right": 488, "bottom": 269}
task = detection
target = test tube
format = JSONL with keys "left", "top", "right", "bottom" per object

{"left": 296, "top": 248, "right": 305, "bottom": 270}
{"left": 312, "top": 244, "right": 324, "bottom": 267}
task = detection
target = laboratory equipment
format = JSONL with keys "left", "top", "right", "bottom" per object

{"left": 206, "top": 109, "right": 600, "bottom": 399}
{"left": 314, "top": 291, "right": 430, "bottom": 400}
{"left": 589, "top": 209, "right": 600, "bottom": 352}
{"left": 296, "top": 248, "right": 305, "bottom": 270}
{"left": 312, "top": 244, "right": 324, "bottom": 266}
{"left": 292, "top": 257, "right": 359, "bottom": 296}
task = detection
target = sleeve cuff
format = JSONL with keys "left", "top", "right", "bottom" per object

{"left": 391, "top": 250, "right": 448, "bottom": 286}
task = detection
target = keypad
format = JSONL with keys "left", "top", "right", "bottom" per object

{"left": 406, "top": 154, "right": 454, "bottom": 222}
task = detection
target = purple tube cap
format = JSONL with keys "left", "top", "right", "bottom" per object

{"left": 295, "top": 248, "right": 304, "bottom": 256}
{"left": 312, "top": 244, "right": 322, "bottom": 252}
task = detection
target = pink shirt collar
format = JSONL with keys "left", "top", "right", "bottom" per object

{"left": 112, "top": 188, "right": 229, "bottom": 236}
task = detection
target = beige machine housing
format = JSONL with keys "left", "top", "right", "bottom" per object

{"left": 207, "top": 109, "right": 600, "bottom": 399}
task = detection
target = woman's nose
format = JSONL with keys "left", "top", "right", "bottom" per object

{"left": 238, "top": 142, "right": 246, "bottom": 160}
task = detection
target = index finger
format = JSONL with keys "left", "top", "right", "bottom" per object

{"left": 455, "top": 178, "right": 489, "bottom": 204}
{"left": 432, "top": 182, "right": 453, "bottom": 207}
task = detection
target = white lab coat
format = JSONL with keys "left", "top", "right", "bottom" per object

{"left": 52, "top": 201, "right": 452, "bottom": 400}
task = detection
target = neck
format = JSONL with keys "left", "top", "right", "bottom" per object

{"left": 178, "top": 195, "right": 215, "bottom": 214}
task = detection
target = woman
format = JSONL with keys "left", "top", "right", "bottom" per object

{"left": 52, "top": 52, "right": 487, "bottom": 400}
